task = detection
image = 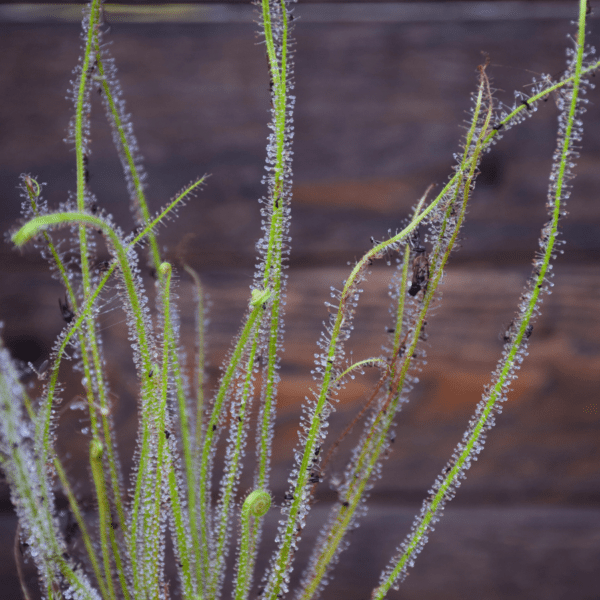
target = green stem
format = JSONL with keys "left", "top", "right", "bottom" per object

{"left": 297, "top": 62, "right": 493, "bottom": 600}
{"left": 372, "top": 6, "right": 588, "bottom": 597}
{"left": 74, "top": 6, "right": 132, "bottom": 587}
{"left": 209, "top": 318, "right": 262, "bottom": 599}
{"left": 235, "top": 491, "right": 272, "bottom": 600}
{"left": 256, "top": 0, "right": 292, "bottom": 490}
{"left": 197, "top": 287, "right": 272, "bottom": 585}
{"left": 93, "top": 47, "right": 162, "bottom": 270}
{"left": 54, "top": 457, "right": 109, "bottom": 600}
{"left": 148, "top": 262, "right": 173, "bottom": 596}
{"left": 183, "top": 264, "right": 206, "bottom": 589}
{"left": 90, "top": 440, "right": 117, "bottom": 600}
{"left": 14, "top": 209, "right": 158, "bottom": 595}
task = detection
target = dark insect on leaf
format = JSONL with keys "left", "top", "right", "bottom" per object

{"left": 308, "top": 472, "right": 321, "bottom": 484}
{"left": 502, "top": 320, "right": 515, "bottom": 343}
{"left": 408, "top": 249, "right": 429, "bottom": 297}
{"left": 38, "top": 360, "right": 49, "bottom": 377}
{"left": 64, "top": 520, "right": 79, "bottom": 544}
{"left": 83, "top": 154, "right": 90, "bottom": 184}
{"left": 96, "top": 260, "right": 110, "bottom": 274}
{"left": 284, "top": 492, "right": 294, "bottom": 500}
{"left": 58, "top": 296, "right": 74, "bottom": 323}
{"left": 131, "top": 226, "right": 146, "bottom": 247}
{"left": 18, "top": 539, "right": 30, "bottom": 556}
{"left": 525, "top": 324, "right": 533, "bottom": 339}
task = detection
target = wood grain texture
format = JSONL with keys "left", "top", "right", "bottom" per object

{"left": 0, "top": 11, "right": 598, "bottom": 599}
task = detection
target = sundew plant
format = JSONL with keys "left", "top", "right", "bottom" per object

{"left": 1, "top": 1, "right": 598, "bottom": 599}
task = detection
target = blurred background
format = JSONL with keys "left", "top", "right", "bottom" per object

{"left": 1, "top": 1, "right": 599, "bottom": 598}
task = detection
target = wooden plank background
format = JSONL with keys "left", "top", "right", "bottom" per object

{"left": 0, "top": 4, "right": 599, "bottom": 599}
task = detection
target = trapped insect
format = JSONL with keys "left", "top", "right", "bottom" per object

{"left": 408, "top": 247, "right": 429, "bottom": 297}
{"left": 58, "top": 296, "right": 74, "bottom": 323}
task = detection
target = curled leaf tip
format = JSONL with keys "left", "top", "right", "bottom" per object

{"left": 243, "top": 489, "right": 271, "bottom": 518}
{"left": 12, "top": 221, "right": 39, "bottom": 247}
{"left": 12, "top": 214, "right": 66, "bottom": 247}
{"left": 250, "top": 287, "right": 272, "bottom": 307}
{"left": 23, "top": 175, "right": 41, "bottom": 198}
{"left": 90, "top": 440, "right": 103, "bottom": 460}
{"left": 158, "top": 261, "right": 172, "bottom": 280}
